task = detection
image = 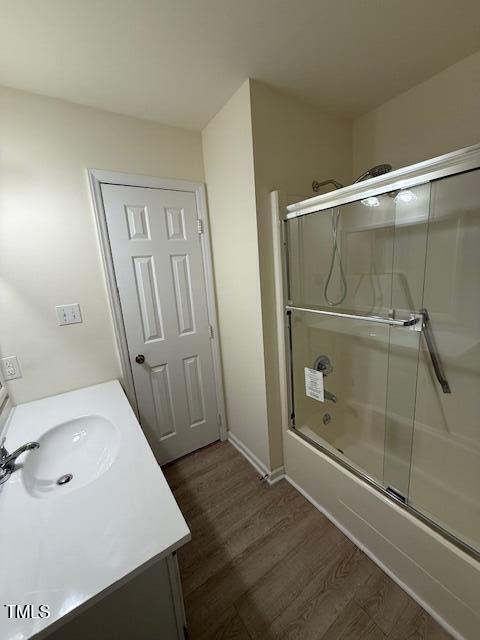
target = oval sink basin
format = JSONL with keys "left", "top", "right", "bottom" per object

{"left": 23, "top": 415, "right": 120, "bottom": 497}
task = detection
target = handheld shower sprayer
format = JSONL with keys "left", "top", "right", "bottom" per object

{"left": 312, "top": 164, "right": 392, "bottom": 195}
{"left": 353, "top": 163, "right": 392, "bottom": 183}
{"left": 312, "top": 163, "right": 392, "bottom": 307}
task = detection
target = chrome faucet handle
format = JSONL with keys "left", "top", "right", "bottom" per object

{"left": 313, "top": 355, "right": 333, "bottom": 376}
{"left": 1, "top": 442, "right": 40, "bottom": 468}
{"left": 0, "top": 443, "right": 10, "bottom": 484}
{"left": 0, "top": 441, "right": 40, "bottom": 484}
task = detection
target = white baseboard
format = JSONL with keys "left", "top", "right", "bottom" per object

{"left": 267, "top": 465, "right": 286, "bottom": 485}
{"left": 227, "top": 432, "right": 270, "bottom": 477}
{"left": 285, "top": 475, "right": 463, "bottom": 640}
{"left": 227, "top": 432, "right": 285, "bottom": 485}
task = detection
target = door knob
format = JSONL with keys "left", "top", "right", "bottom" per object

{"left": 135, "top": 354, "right": 145, "bottom": 364}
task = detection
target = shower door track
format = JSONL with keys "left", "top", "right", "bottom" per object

{"left": 290, "top": 427, "right": 480, "bottom": 561}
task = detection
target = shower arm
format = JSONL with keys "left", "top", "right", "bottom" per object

{"left": 312, "top": 179, "right": 344, "bottom": 192}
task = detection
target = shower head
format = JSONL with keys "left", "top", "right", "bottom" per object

{"left": 312, "top": 178, "right": 344, "bottom": 192}
{"left": 370, "top": 163, "right": 392, "bottom": 177}
{"left": 354, "top": 163, "right": 392, "bottom": 183}
{"left": 313, "top": 165, "right": 392, "bottom": 193}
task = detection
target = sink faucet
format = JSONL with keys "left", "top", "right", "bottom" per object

{"left": 0, "top": 440, "right": 40, "bottom": 484}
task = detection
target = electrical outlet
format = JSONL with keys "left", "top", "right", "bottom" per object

{"left": 55, "top": 304, "right": 82, "bottom": 326}
{"left": 0, "top": 356, "right": 22, "bottom": 380}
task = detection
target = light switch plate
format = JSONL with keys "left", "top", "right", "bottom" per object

{"left": 55, "top": 304, "right": 82, "bottom": 325}
{"left": 0, "top": 356, "right": 22, "bottom": 380}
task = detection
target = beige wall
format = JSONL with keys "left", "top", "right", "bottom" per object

{"left": 353, "top": 49, "right": 480, "bottom": 174}
{"left": 0, "top": 86, "right": 204, "bottom": 405}
{"left": 250, "top": 81, "right": 352, "bottom": 469}
{"left": 202, "top": 80, "right": 271, "bottom": 469}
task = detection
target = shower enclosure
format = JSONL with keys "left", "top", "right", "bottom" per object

{"left": 282, "top": 145, "right": 480, "bottom": 557}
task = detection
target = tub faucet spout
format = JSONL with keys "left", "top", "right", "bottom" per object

{"left": 325, "top": 390, "right": 337, "bottom": 404}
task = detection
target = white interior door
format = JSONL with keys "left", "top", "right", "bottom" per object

{"left": 101, "top": 184, "right": 220, "bottom": 464}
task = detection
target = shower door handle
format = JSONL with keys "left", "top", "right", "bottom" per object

{"left": 420, "top": 308, "right": 451, "bottom": 394}
{"left": 286, "top": 304, "right": 451, "bottom": 393}
{"left": 285, "top": 305, "right": 422, "bottom": 329}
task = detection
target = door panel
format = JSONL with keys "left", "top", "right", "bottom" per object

{"left": 290, "top": 308, "right": 391, "bottom": 482}
{"left": 133, "top": 255, "right": 164, "bottom": 342}
{"left": 409, "top": 170, "right": 480, "bottom": 553}
{"left": 171, "top": 254, "right": 196, "bottom": 334}
{"left": 102, "top": 184, "right": 219, "bottom": 464}
{"left": 286, "top": 185, "right": 429, "bottom": 491}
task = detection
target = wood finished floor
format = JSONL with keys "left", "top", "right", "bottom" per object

{"left": 163, "top": 441, "right": 452, "bottom": 640}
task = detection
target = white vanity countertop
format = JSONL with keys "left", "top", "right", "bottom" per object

{"left": 0, "top": 380, "right": 190, "bottom": 640}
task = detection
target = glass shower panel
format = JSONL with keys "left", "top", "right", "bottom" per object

{"left": 383, "top": 184, "right": 431, "bottom": 496}
{"left": 287, "top": 198, "right": 396, "bottom": 316}
{"left": 287, "top": 186, "right": 431, "bottom": 491}
{"left": 408, "top": 170, "right": 480, "bottom": 553}
{"left": 290, "top": 309, "right": 391, "bottom": 482}
{"left": 287, "top": 195, "right": 397, "bottom": 484}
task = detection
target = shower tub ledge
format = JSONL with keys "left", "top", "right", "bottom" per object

{"left": 0, "top": 380, "right": 190, "bottom": 640}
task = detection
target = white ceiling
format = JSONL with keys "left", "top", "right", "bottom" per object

{"left": 1, "top": 0, "right": 480, "bottom": 130}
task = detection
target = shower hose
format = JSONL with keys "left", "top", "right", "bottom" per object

{"left": 324, "top": 208, "right": 347, "bottom": 306}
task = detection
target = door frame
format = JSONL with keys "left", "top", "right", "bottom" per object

{"left": 87, "top": 168, "right": 227, "bottom": 441}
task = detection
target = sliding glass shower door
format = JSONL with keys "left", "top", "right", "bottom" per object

{"left": 408, "top": 170, "right": 480, "bottom": 553}
{"left": 285, "top": 172, "right": 480, "bottom": 555}
{"left": 287, "top": 183, "right": 429, "bottom": 488}
{"left": 289, "top": 309, "right": 393, "bottom": 481}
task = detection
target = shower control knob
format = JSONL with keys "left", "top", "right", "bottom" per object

{"left": 135, "top": 354, "right": 145, "bottom": 364}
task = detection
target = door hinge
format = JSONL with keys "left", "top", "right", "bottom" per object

{"left": 217, "top": 413, "right": 222, "bottom": 426}
{"left": 208, "top": 324, "right": 214, "bottom": 339}
{"left": 197, "top": 219, "right": 204, "bottom": 235}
